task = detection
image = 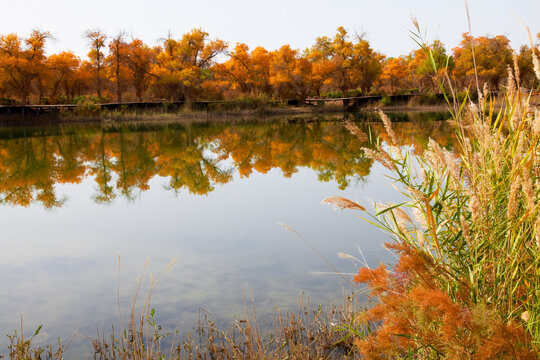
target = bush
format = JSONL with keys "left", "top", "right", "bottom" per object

{"left": 325, "top": 54, "right": 540, "bottom": 357}
{"left": 417, "top": 92, "right": 440, "bottom": 105}
{"left": 74, "top": 95, "right": 101, "bottom": 116}
{"left": 321, "top": 90, "right": 344, "bottom": 99}
{"left": 346, "top": 89, "right": 363, "bottom": 97}
{"left": 379, "top": 95, "right": 392, "bottom": 106}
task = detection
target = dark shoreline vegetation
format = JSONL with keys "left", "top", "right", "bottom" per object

{"left": 0, "top": 106, "right": 452, "bottom": 127}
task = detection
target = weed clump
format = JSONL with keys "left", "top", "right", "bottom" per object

{"left": 327, "top": 37, "right": 540, "bottom": 358}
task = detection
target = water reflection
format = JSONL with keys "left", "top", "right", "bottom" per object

{"left": 0, "top": 112, "right": 456, "bottom": 357}
{"left": 0, "top": 112, "right": 454, "bottom": 208}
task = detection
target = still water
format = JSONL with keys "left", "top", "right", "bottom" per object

{"left": 0, "top": 112, "right": 453, "bottom": 356}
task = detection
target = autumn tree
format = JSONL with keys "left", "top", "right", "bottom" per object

{"left": 71, "top": 60, "right": 94, "bottom": 98}
{"left": 407, "top": 40, "right": 453, "bottom": 92}
{"left": 125, "top": 39, "right": 154, "bottom": 101}
{"left": 305, "top": 37, "right": 337, "bottom": 96}
{"left": 152, "top": 29, "right": 227, "bottom": 101}
{"left": 270, "top": 45, "right": 313, "bottom": 102}
{"left": 380, "top": 57, "right": 408, "bottom": 93}
{"left": 47, "top": 51, "right": 80, "bottom": 102}
{"left": 85, "top": 29, "right": 107, "bottom": 100}
{"left": 215, "top": 43, "right": 274, "bottom": 98}
{"left": 249, "top": 46, "right": 272, "bottom": 96}
{"left": 314, "top": 27, "right": 383, "bottom": 95}
{"left": 107, "top": 32, "right": 128, "bottom": 102}
{"left": 452, "top": 33, "right": 513, "bottom": 90}
{"left": 0, "top": 30, "right": 51, "bottom": 105}
{"left": 215, "top": 43, "right": 255, "bottom": 94}
{"left": 351, "top": 37, "right": 384, "bottom": 94}
{"left": 516, "top": 45, "right": 537, "bottom": 89}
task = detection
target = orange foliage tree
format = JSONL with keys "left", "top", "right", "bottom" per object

{"left": 47, "top": 51, "right": 81, "bottom": 103}
{"left": 85, "top": 29, "right": 107, "bottom": 100}
{"left": 269, "top": 45, "right": 313, "bottom": 101}
{"left": 125, "top": 39, "right": 154, "bottom": 101}
{"left": 0, "top": 30, "right": 51, "bottom": 105}
{"left": 380, "top": 57, "right": 408, "bottom": 93}
{"left": 151, "top": 29, "right": 227, "bottom": 101}
{"left": 453, "top": 33, "right": 513, "bottom": 90}
{"left": 0, "top": 27, "right": 535, "bottom": 105}
{"left": 106, "top": 32, "right": 129, "bottom": 102}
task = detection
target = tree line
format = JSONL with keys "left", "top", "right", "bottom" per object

{"left": 0, "top": 27, "right": 538, "bottom": 106}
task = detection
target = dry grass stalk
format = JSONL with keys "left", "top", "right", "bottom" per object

{"left": 333, "top": 42, "right": 540, "bottom": 354}
{"left": 362, "top": 147, "right": 396, "bottom": 171}
{"left": 344, "top": 121, "right": 368, "bottom": 142}
{"left": 322, "top": 196, "right": 365, "bottom": 212}
{"left": 379, "top": 110, "right": 397, "bottom": 144}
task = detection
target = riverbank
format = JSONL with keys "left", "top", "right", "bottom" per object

{"left": 0, "top": 103, "right": 451, "bottom": 127}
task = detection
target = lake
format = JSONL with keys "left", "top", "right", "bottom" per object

{"left": 0, "top": 112, "right": 453, "bottom": 357}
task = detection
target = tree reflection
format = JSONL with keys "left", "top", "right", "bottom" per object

{"left": 0, "top": 113, "right": 455, "bottom": 207}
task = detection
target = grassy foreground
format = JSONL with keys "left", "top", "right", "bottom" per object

{"left": 323, "top": 42, "right": 540, "bottom": 358}
{"left": 4, "top": 296, "right": 361, "bottom": 359}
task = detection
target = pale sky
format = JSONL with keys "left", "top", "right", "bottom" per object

{"left": 2, "top": 0, "right": 539, "bottom": 59}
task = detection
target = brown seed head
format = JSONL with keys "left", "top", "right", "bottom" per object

{"left": 322, "top": 196, "right": 366, "bottom": 212}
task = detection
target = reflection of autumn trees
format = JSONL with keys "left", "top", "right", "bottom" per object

{"left": 0, "top": 117, "right": 455, "bottom": 207}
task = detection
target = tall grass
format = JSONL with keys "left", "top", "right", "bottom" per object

{"left": 90, "top": 294, "right": 360, "bottom": 359}
{"left": 324, "top": 29, "right": 540, "bottom": 358}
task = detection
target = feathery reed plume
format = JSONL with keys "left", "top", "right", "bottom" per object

{"left": 362, "top": 147, "right": 396, "bottom": 171}
{"left": 479, "top": 82, "right": 489, "bottom": 109}
{"left": 412, "top": 206, "right": 429, "bottom": 230}
{"left": 507, "top": 65, "right": 516, "bottom": 99}
{"left": 535, "top": 215, "right": 540, "bottom": 248}
{"left": 533, "top": 109, "right": 540, "bottom": 137}
{"left": 513, "top": 52, "right": 521, "bottom": 89}
{"left": 525, "top": 26, "right": 540, "bottom": 81}
{"left": 507, "top": 174, "right": 521, "bottom": 219}
{"left": 416, "top": 229, "right": 426, "bottom": 247}
{"left": 428, "top": 138, "right": 446, "bottom": 164}
{"left": 322, "top": 196, "right": 365, "bottom": 211}
{"left": 533, "top": 51, "right": 540, "bottom": 82}
{"left": 277, "top": 222, "right": 300, "bottom": 236}
{"left": 468, "top": 192, "right": 480, "bottom": 223}
{"left": 521, "top": 170, "right": 535, "bottom": 213}
{"left": 406, "top": 186, "right": 427, "bottom": 203}
{"left": 167, "top": 256, "right": 178, "bottom": 270}
{"left": 344, "top": 121, "right": 368, "bottom": 142}
{"left": 338, "top": 252, "right": 360, "bottom": 262}
{"left": 394, "top": 207, "right": 412, "bottom": 224}
{"left": 379, "top": 110, "right": 397, "bottom": 144}
{"left": 443, "top": 149, "right": 460, "bottom": 182}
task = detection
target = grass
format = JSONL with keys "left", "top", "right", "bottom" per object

{"left": 321, "top": 25, "right": 540, "bottom": 358}
{"left": 3, "top": 295, "right": 362, "bottom": 359}
{"left": 1, "top": 254, "right": 362, "bottom": 360}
